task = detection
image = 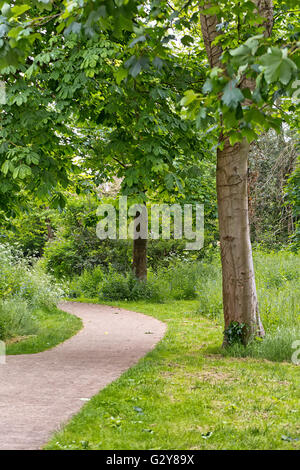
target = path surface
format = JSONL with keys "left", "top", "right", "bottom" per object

{"left": 0, "top": 302, "right": 166, "bottom": 450}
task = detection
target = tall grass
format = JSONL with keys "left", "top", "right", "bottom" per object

{"left": 197, "top": 250, "right": 300, "bottom": 362}
{"left": 0, "top": 244, "right": 64, "bottom": 341}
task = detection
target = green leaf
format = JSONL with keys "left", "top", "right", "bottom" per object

{"left": 202, "top": 79, "right": 213, "bottom": 94}
{"left": 0, "top": 23, "right": 8, "bottom": 38}
{"left": 201, "top": 6, "right": 220, "bottom": 15}
{"left": 1, "top": 3, "right": 10, "bottom": 16}
{"left": 153, "top": 56, "right": 163, "bottom": 70}
{"left": 18, "top": 164, "right": 32, "bottom": 179}
{"left": 129, "top": 61, "right": 142, "bottom": 78}
{"left": 244, "top": 35, "right": 263, "bottom": 54}
{"left": 7, "top": 26, "right": 23, "bottom": 39}
{"left": 277, "top": 61, "right": 293, "bottom": 85}
{"left": 181, "top": 35, "right": 194, "bottom": 46}
{"left": 223, "top": 109, "right": 236, "bottom": 128}
{"left": 195, "top": 108, "right": 207, "bottom": 129}
{"left": 64, "top": 22, "right": 81, "bottom": 36}
{"left": 241, "top": 127, "right": 257, "bottom": 143}
{"left": 180, "top": 90, "right": 198, "bottom": 106}
{"left": 244, "top": 108, "right": 266, "bottom": 126}
{"left": 56, "top": 22, "right": 65, "bottom": 34}
{"left": 129, "top": 35, "right": 146, "bottom": 47}
{"left": 222, "top": 80, "right": 244, "bottom": 109}
{"left": 1, "top": 160, "right": 9, "bottom": 176}
{"left": 229, "top": 44, "right": 251, "bottom": 66}
{"left": 26, "top": 153, "right": 40, "bottom": 165}
{"left": 164, "top": 173, "right": 174, "bottom": 190}
{"left": 260, "top": 47, "right": 296, "bottom": 85}
{"left": 12, "top": 167, "right": 20, "bottom": 179}
{"left": 229, "top": 132, "right": 243, "bottom": 146}
{"left": 114, "top": 67, "right": 128, "bottom": 85}
{"left": 11, "top": 4, "right": 31, "bottom": 17}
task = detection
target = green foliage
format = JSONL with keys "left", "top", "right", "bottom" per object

{"left": 224, "top": 325, "right": 300, "bottom": 363}
{"left": 100, "top": 270, "right": 162, "bottom": 302}
{"left": 155, "top": 261, "right": 200, "bottom": 300}
{"left": 0, "top": 204, "right": 57, "bottom": 256}
{"left": 184, "top": 34, "right": 299, "bottom": 142}
{"left": 69, "top": 266, "right": 104, "bottom": 299}
{"left": 67, "top": 260, "right": 202, "bottom": 303}
{"left": 43, "top": 238, "right": 81, "bottom": 278}
{"left": 69, "top": 267, "right": 163, "bottom": 302}
{"left": 1, "top": 16, "right": 209, "bottom": 213}
{"left": 0, "top": 243, "right": 64, "bottom": 340}
{"left": 224, "top": 321, "right": 248, "bottom": 346}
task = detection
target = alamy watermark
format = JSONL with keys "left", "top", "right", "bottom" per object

{"left": 96, "top": 197, "right": 204, "bottom": 250}
{"left": 0, "top": 341, "right": 6, "bottom": 365}
{"left": 0, "top": 81, "right": 6, "bottom": 105}
{"left": 291, "top": 340, "right": 300, "bottom": 365}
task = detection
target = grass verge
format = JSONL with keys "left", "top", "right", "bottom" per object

{"left": 45, "top": 299, "right": 300, "bottom": 450}
{"left": 6, "top": 306, "right": 82, "bottom": 355}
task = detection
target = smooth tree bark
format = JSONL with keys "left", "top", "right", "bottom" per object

{"left": 200, "top": 1, "right": 273, "bottom": 344}
{"left": 132, "top": 237, "right": 148, "bottom": 280}
{"left": 217, "top": 137, "right": 264, "bottom": 343}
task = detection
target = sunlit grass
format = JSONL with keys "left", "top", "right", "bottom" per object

{"left": 6, "top": 306, "right": 82, "bottom": 355}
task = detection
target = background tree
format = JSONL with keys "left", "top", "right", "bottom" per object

{"left": 248, "top": 129, "right": 298, "bottom": 247}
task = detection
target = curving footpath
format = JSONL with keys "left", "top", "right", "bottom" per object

{"left": 0, "top": 302, "right": 166, "bottom": 450}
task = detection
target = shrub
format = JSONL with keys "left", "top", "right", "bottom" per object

{"left": 69, "top": 266, "right": 104, "bottom": 298}
{"left": 100, "top": 270, "right": 163, "bottom": 302}
{"left": 0, "top": 243, "right": 64, "bottom": 340}
{"left": 0, "top": 244, "right": 63, "bottom": 306}
{"left": 99, "top": 269, "right": 130, "bottom": 301}
{"left": 42, "top": 238, "right": 80, "bottom": 278}
{"left": 67, "top": 260, "right": 202, "bottom": 303}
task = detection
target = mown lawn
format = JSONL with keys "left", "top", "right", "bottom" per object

{"left": 45, "top": 300, "right": 300, "bottom": 450}
{"left": 6, "top": 306, "right": 82, "bottom": 355}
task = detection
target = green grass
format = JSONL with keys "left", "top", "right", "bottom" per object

{"left": 45, "top": 300, "right": 300, "bottom": 450}
{"left": 6, "top": 306, "right": 82, "bottom": 355}
{"left": 198, "top": 250, "right": 300, "bottom": 362}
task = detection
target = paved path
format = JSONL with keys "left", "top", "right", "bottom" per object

{"left": 0, "top": 302, "right": 166, "bottom": 450}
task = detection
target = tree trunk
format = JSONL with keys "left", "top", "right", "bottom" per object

{"left": 217, "top": 137, "right": 265, "bottom": 344}
{"left": 46, "top": 217, "right": 54, "bottom": 241}
{"left": 200, "top": 0, "right": 273, "bottom": 344}
{"left": 132, "top": 237, "right": 147, "bottom": 280}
